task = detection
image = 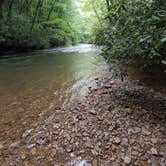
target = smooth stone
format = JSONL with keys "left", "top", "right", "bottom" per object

{"left": 142, "top": 127, "right": 151, "bottom": 135}
{"left": 151, "top": 138, "right": 158, "bottom": 144}
{"left": 22, "top": 129, "right": 34, "bottom": 138}
{"left": 30, "top": 148, "right": 36, "bottom": 155}
{"left": 10, "top": 141, "right": 21, "bottom": 148}
{"left": 124, "top": 156, "right": 131, "bottom": 164}
{"left": 66, "top": 148, "right": 73, "bottom": 153}
{"left": 114, "top": 137, "right": 121, "bottom": 144}
{"left": 21, "top": 154, "right": 26, "bottom": 159}
{"left": 25, "top": 144, "right": 36, "bottom": 149}
{"left": 151, "top": 148, "right": 158, "bottom": 155}
{"left": 36, "top": 138, "right": 46, "bottom": 145}
{"left": 0, "top": 144, "right": 4, "bottom": 150}
{"left": 121, "top": 138, "right": 128, "bottom": 146}
{"left": 89, "top": 109, "right": 97, "bottom": 115}
{"left": 132, "top": 127, "right": 141, "bottom": 134}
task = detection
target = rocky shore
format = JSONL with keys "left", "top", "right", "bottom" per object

{"left": 0, "top": 78, "right": 166, "bottom": 165}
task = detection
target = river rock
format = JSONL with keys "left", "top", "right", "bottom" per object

{"left": 114, "top": 137, "right": 121, "bottom": 144}
{"left": 132, "top": 127, "right": 141, "bottom": 134}
{"left": 25, "top": 143, "right": 36, "bottom": 149}
{"left": 22, "top": 129, "right": 34, "bottom": 138}
{"left": 66, "top": 147, "right": 73, "bottom": 153}
{"left": 151, "top": 148, "right": 158, "bottom": 155}
{"left": 124, "top": 156, "right": 131, "bottom": 164}
{"left": 121, "top": 138, "right": 128, "bottom": 146}
{"left": 10, "top": 141, "right": 21, "bottom": 148}
{"left": 89, "top": 109, "right": 97, "bottom": 115}
{"left": 0, "top": 144, "right": 4, "bottom": 150}
{"left": 31, "top": 148, "right": 36, "bottom": 155}
{"left": 36, "top": 138, "right": 46, "bottom": 145}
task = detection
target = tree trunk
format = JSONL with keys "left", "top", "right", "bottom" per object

{"left": 0, "top": 0, "right": 4, "bottom": 19}
{"left": 7, "top": 0, "right": 14, "bottom": 21}
{"left": 105, "top": 0, "right": 112, "bottom": 23}
{"left": 30, "top": 0, "right": 42, "bottom": 31}
{"left": 47, "top": 0, "right": 56, "bottom": 21}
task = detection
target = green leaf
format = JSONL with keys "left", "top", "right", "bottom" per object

{"left": 161, "top": 60, "right": 166, "bottom": 65}
{"left": 161, "top": 37, "right": 166, "bottom": 43}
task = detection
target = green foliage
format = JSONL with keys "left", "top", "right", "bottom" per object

{"left": 92, "top": 0, "right": 166, "bottom": 69}
{"left": 0, "top": 0, "right": 80, "bottom": 51}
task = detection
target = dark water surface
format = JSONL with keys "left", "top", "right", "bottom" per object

{"left": 0, "top": 44, "right": 110, "bottom": 144}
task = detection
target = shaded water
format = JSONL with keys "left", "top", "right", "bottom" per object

{"left": 0, "top": 44, "right": 110, "bottom": 144}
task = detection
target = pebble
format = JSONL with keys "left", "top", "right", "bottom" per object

{"left": 151, "top": 138, "right": 158, "bottom": 144}
{"left": 10, "top": 141, "right": 21, "bottom": 148}
{"left": 21, "top": 154, "right": 26, "bottom": 159}
{"left": 89, "top": 109, "right": 97, "bottom": 115}
{"left": 66, "top": 148, "right": 73, "bottom": 153}
{"left": 31, "top": 148, "right": 36, "bottom": 155}
{"left": 142, "top": 127, "right": 151, "bottom": 135}
{"left": 22, "top": 129, "right": 34, "bottom": 138}
{"left": 151, "top": 148, "right": 158, "bottom": 155}
{"left": 121, "top": 138, "right": 128, "bottom": 146}
{"left": 0, "top": 144, "right": 4, "bottom": 150}
{"left": 124, "top": 156, "right": 131, "bottom": 164}
{"left": 25, "top": 144, "right": 36, "bottom": 149}
{"left": 114, "top": 137, "right": 121, "bottom": 144}
{"left": 36, "top": 138, "right": 46, "bottom": 145}
{"left": 132, "top": 127, "right": 141, "bottom": 134}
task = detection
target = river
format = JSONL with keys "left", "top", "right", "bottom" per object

{"left": 0, "top": 44, "right": 110, "bottom": 145}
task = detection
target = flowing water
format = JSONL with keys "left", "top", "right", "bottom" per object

{"left": 0, "top": 44, "right": 110, "bottom": 145}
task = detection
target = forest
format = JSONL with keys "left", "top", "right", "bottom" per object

{"left": 0, "top": 0, "right": 92, "bottom": 51}
{"left": 91, "top": 0, "right": 166, "bottom": 75}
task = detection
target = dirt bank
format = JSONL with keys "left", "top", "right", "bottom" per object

{"left": 0, "top": 77, "right": 166, "bottom": 165}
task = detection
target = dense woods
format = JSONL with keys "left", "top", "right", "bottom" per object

{"left": 87, "top": 0, "right": 166, "bottom": 73}
{"left": 0, "top": 0, "right": 82, "bottom": 51}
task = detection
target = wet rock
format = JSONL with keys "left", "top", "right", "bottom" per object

{"left": 22, "top": 129, "right": 34, "bottom": 138}
{"left": 151, "top": 148, "right": 158, "bottom": 155}
{"left": 131, "top": 151, "right": 139, "bottom": 156}
{"left": 78, "top": 160, "right": 91, "bottom": 166}
{"left": 114, "top": 137, "right": 121, "bottom": 144}
{"left": 0, "top": 144, "right": 4, "bottom": 150}
{"left": 142, "top": 127, "right": 151, "bottom": 135}
{"left": 25, "top": 143, "right": 36, "bottom": 149}
{"left": 53, "top": 123, "right": 61, "bottom": 129}
{"left": 56, "top": 146, "right": 65, "bottom": 153}
{"left": 121, "top": 138, "right": 128, "bottom": 146}
{"left": 21, "top": 154, "right": 26, "bottom": 159}
{"left": 151, "top": 138, "right": 158, "bottom": 144}
{"left": 132, "top": 127, "right": 141, "bottom": 134}
{"left": 30, "top": 148, "right": 36, "bottom": 155}
{"left": 124, "top": 156, "right": 131, "bottom": 164}
{"left": 36, "top": 138, "right": 46, "bottom": 145}
{"left": 88, "top": 109, "right": 97, "bottom": 115}
{"left": 10, "top": 141, "right": 21, "bottom": 148}
{"left": 66, "top": 147, "right": 73, "bottom": 153}
{"left": 91, "top": 149, "right": 98, "bottom": 156}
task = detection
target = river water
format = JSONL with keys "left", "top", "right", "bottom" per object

{"left": 0, "top": 44, "right": 110, "bottom": 145}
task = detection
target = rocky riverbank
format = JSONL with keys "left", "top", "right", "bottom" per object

{"left": 0, "top": 78, "right": 166, "bottom": 165}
